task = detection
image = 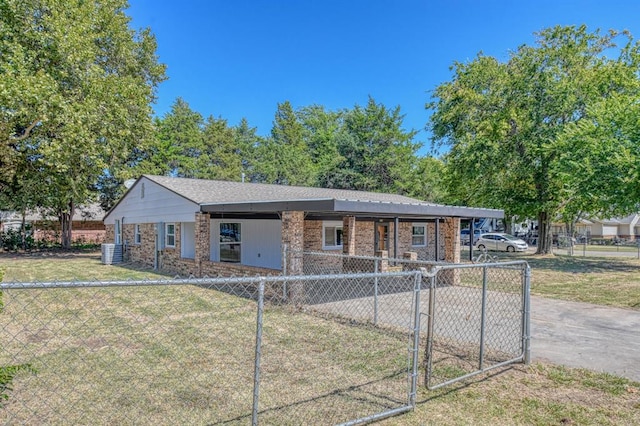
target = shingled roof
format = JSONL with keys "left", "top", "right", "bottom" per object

{"left": 146, "top": 175, "right": 424, "bottom": 205}
{"left": 140, "top": 175, "right": 503, "bottom": 219}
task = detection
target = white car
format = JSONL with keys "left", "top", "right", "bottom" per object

{"left": 475, "top": 233, "right": 528, "bottom": 252}
{"left": 460, "top": 229, "right": 482, "bottom": 245}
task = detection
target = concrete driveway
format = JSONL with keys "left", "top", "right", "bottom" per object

{"left": 530, "top": 296, "right": 640, "bottom": 382}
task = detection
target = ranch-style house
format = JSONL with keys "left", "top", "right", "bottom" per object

{"left": 103, "top": 175, "right": 503, "bottom": 276}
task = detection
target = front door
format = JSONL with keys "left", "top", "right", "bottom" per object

{"left": 375, "top": 223, "right": 389, "bottom": 252}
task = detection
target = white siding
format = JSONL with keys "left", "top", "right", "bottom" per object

{"left": 210, "top": 219, "right": 281, "bottom": 269}
{"left": 181, "top": 222, "right": 196, "bottom": 259}
{"left": 105, "top": 177, "right": 199, "bottom": 225}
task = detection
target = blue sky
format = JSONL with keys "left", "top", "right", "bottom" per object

{"left": 127, "top": 0, "right": 640, "bottom": 152}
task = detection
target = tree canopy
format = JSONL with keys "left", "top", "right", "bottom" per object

{"left": 139, "top": 96, "right": 438, "bottom": 201}
{"left": 428, "top": 25, "right": 640, "bottom": 253}
{"left": 0, "top": 0, "right": 166, "bottom": 247}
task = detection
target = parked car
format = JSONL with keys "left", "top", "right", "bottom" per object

{"left": 475, "top": 233, "right": 528, "bottom": 252}
{"left": 460, "top": 229, "right": 482, "bottom": 245}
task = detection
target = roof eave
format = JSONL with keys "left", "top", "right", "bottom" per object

{"left": 200, "top": 198, "right": 504, "bottom": 219}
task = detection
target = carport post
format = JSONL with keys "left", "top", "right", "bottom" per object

{"left": 394, "top": 217, "right": 399, "bottom": 263}
{"left": 469, "top": 219, "right": 475, "bottom": 262}
{"left": 434, "top": 219, "right": 440, "bottom": 261}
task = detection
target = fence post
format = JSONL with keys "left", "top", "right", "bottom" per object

{"left": 282, "top": 244, "right": 288, "bottom": 302}
{"left": 479, "top": 265, "right": 488, "bottom": 370}
{"left": 374, "top": 258, "right": 379, "bottom": 325}
{"left": 409, "top": 271, "right": 422, "bottom": 407}
{"left": 523, "top": 264, "right": 531, "bottom": 365}
{"left": 252, "top": 281, "right": 265, "bottom": 426}
{"left": 424, "top": 272, "right": 437, "bottom": 387}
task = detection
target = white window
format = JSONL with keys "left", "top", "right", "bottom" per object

{"left": 323, "top": 221, "right": 343, "bottom": 250}
{"left": 412, "top": 224, "right": 426, "bottom": 247}
{"left": 165, "top": 223, "right": 175, "bottom": 247}
{"left": 115, "top": 219, "right": 122, "bottom": 245}
{"left": 220, "top": 223, "right": 241, "bottom": 263}
{"left": 134, "top": 224, "right": 141, "bottom": 244}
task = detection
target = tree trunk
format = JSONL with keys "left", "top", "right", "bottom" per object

{"left": 59, "top": 200, "right": 74, "bottom": 249}
{"left": 536, "top": 211, "right": 553, "bottom": 254}
{"left": 20, "top": 210, "right": 26, "bottom": 250}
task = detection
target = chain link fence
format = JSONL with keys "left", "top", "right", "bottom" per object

{"left": 288, "top": 250, "right": 531, "bottom": 391}
{"left": 1, "top": 251, "right": 530, "bottom": 424}
{"left": 0, "top": 271, "right": 423, "bottom": 425}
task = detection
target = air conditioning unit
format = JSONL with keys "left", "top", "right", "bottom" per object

{"left": 101, "top": 243, "right": 123, "bottom": 264}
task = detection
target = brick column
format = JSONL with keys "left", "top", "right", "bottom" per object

{"left": 194, "top": 212, "right": 210, "bottom": 276}
{"left": 281, "top": 211, "right": 304, "bottom": 275}
{"left": 342, "top": 216, "right": 356, "bottom": 255}
{"left": 440, "top": 217, "right": 461, "bottom": 286}
{"left": 282, "top": 211, "right": 305, "bottom": 305}
{"left": 443, "top": 217, "right": 461, "bottom": 263}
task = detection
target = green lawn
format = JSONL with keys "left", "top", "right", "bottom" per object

{"left": 525, "top": 255, "right": 640, "bottom": 309}
{"left": 460, "top": 249, "right": 640, "bottom": 309}
{"left": 0, "top": 252, "right": 638, "bottom": 425}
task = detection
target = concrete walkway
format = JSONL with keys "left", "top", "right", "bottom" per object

{"left": 530, "top": 296, "right": 640, "bottom": 382}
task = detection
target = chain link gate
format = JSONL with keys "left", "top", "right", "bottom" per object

{"left": 423, "top": 261, "right": 531, "bottom": 389}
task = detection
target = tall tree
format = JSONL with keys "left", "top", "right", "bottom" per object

{"left": 428, "top": 25, "right": 640, "bottom": 253}
{"left": 233, "top": 118, "right": 261, "bottom": 182}
{"left": 199, "top": 115, "right": 243, "bottom": 181}
{"left": 0, "top": 0, "right": 166, "bottom": 247}
{"left": 255, "top": 101, "right": 316, "bottom": 185}
{"left": 153, "top": 98, "right": 205, "bottom": 178}
{"left": 340, "top": 97, "right": 420, "bottom": 193}
{"left": 297, "top": 105, "right": 346, "bottom": 188}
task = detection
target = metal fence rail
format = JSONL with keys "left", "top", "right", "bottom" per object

{"left": 0, "top": 272, "right": 422, "bottom": 425}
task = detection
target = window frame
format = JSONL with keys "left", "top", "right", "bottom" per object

{"left": 134, "top": 224, "right": 141, "bottom": 245}
{"left": 219, "top": 222, "right": 241, "bottom": 263}
{"left": 322, "top": 221, "right": 344, "bottom": 250}
{"left": 411, "top": 223, "right": 427, "bottom": 247}
{"left": 165, "top": 223, "right": 176, "bottom": 248}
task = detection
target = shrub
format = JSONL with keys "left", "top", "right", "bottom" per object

{"left": 0, "top": 364, "right": 36, "bottom": 407}
{"left": 0, "top": 226, "right": 35, "bottom": 251}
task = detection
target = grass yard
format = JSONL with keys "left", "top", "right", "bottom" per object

{"left": 0, "top": 252, "right": 639, "bottom": 425}
{"left": 524, "top": 255, "right": 640, "bottom": 309}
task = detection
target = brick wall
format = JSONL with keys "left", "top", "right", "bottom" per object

{"left": 105, "top": 214, "right": 462, "bottom": 278}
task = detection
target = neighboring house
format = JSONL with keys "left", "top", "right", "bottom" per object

{"left": 588, "top": 214, "right": 640, "bottom": 240}
{"left": 103, "top": 175, "right": 503, "bottom": 277}
{"left": 0, "top": 204, "right": 107, "bottom": 244}
{"left": 549, "top": 213, "right": 640, "bottom": 241}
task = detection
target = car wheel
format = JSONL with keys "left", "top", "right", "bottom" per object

{"left": 506, "top": 246, "right": 515, "bottom": 252}
{"left": 477, "top": 244, "right": 486, "bottom": 250}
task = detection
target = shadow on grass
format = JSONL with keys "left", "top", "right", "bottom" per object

{"left": 212, "top": 371, "right": 407, "bottom": 425}
{"left": 416, "top": 364, "right": 518, "bottom": 405}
